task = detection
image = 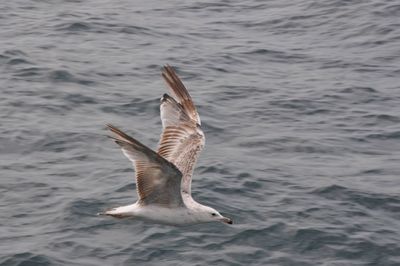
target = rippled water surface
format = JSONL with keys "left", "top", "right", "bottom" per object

{"left": 1, "top": 0, "right": 400, "bottom": 265}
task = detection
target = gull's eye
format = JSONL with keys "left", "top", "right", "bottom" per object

{"left": 211, "top": 213, "right": 217, "bottom": 216}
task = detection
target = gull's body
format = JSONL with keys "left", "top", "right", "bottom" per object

{"left": 100, "top": 65, "right": 232, "bottom": 226}
{"left": 103, "top": 199, "right": 219, "bottom": 225}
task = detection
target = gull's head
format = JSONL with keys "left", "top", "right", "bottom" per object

{"left": 199, "top": 206, "right": 233, "bottom": 225}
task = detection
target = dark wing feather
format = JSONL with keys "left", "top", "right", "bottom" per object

{"left": 107, "top": 124, "right": 183, "bottom": 207}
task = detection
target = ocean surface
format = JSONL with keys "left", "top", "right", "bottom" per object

{"left": 1, "top": 0, "right": 400, "bottom": 265}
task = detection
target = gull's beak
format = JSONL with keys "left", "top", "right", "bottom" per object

{"left": 220, "top": 216, "right": 233, "bottom": 225}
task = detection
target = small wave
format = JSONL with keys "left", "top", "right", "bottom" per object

{"left": 0, "top": 182, "right": 48, "bottom": 193}
{"left": 48, "top": 70, "right": 74, "bottom": 81}
{"left": 362, "top": 114, "right": 400, "bottom": 123}
{"left": 313, "top": 185, "right": 400, "bottom": 212}
{"left": 341, "top": 86, "right": 377, "bottom": 94}
{"left": 33, "top": 132, "right": 95, "bottom": 153}
{"left": 364, "top": 131, "right": 400, "bottom": 140}
{"left": 115, "top": 183, "right": 136, "bottom": 193}
{"left": 55, "top": 21, "right": 154, "bottom": 36}
{"left": 360, "top": 169, "right": 384, "bottom": 175}
{"left": 64, "top": 93, "right": 97, "bottom": 105}
{"left": 7, "top": 58, "right": 32, "bottom": 65}
{"left": 243, "top": 180, "right": 262, "bottom": 189}
{"left": 293, "top": 228, "right": 348, "bottom": 252}
{"left": 197, "top": 165, "right": 231, "bottom": 175}
{"left": 241, "top": 48, "right": 308, "bottom": 63}
{"left": 201, "top": 121, "right": 225, "bottom": 135}
{"left": 335, "top": 238, "right": 400, "bottom": 262}
{"left": 224, "top": 223, "right": 287, "bottom": 248}
{"left": 101, "top": 98, "right": 159, "bottom": 116}
{"left": 119, "top": 25, "right": 152, "bottom": 35}
{"left": 2, "top": 49, "right": 27, "bottom": 57}
{"left": 374, "top": 4, "right": 400, "bottom": 17}
{"left": 0, "top": 252, "right": 57, "bottom": 266}
{"left": 13, "top": 67, "right": 48, "bottom": 78}
{"left": 47, "top": 70, "right": 95, "bottom": 85}
{"left": 55, "top": 22, "right": 91, "bottom": 32}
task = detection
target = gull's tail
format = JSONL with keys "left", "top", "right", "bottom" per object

{"left": 97, "top": 206, "right": 132, "bottom": 219}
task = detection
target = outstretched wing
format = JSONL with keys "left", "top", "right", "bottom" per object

{"left": 158, "top": 65, "right": 205, "bottom": 195}
{"left": 107, "top": 124, "right": 183, "bottom": 207}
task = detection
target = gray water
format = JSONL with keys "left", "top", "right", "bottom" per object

{"left": 1, "top": 0, "right": 400, "bottom": 265}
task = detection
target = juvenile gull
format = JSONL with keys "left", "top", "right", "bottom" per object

{"left": 99, "top": 65, "right": 232, "bottom": 225}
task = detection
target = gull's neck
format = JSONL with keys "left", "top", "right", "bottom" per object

{"left": 182, "top": 192, "right": 207, "bottom": 210}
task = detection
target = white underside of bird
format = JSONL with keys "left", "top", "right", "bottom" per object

{"left": 99, "top": 65, "right": 232, "bottom": 226}
{"left": 103, "top": 197, "right": 231, "bottom": 225}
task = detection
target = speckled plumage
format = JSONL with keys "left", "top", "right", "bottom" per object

{"left": 99, "top": 65, "right": 232, "bottom": 225}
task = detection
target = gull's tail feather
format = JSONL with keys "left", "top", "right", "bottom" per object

{"left": 98, "top": 206, "right": 132, "bottom": 219}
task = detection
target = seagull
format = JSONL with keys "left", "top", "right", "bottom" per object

{"left": 99, "top": 65, "right": 233, "bottom": 225}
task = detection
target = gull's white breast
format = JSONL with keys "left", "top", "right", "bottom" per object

{"left": 135, "top": 205, "right": 200, "bottom": 225}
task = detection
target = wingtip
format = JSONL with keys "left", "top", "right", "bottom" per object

{"left": 162, "top": 64, "right": 178, "bottom": 79}
{"left": 105, "top": 124, "right": 123, "bottom": 135}
{"left": 105, "top": 123, "right": 114, "bottom": 130}
{"left": 163, "top": 64, "right": 172, "bottom": 70}
{"left": 162, "top": 64, "right": 171, "bottom": 75}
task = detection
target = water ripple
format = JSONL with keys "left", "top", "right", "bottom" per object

{"left": 1, "top": 0, "right": 400, "bottom": 265}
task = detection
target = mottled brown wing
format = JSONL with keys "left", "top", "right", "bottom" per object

{"left": 107, "top": 124, "right": 183, "bottom": 207}
{"left": 158, "top": 66, "right": 205, "bottom": 195}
